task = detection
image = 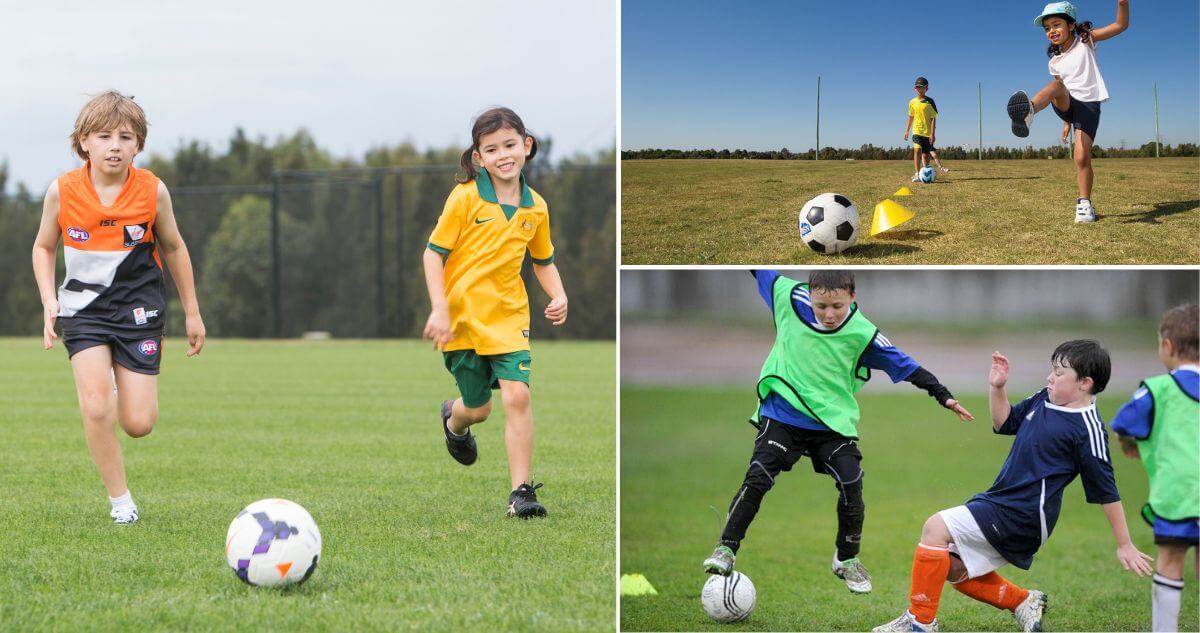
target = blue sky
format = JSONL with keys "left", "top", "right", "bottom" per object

{"left": 622, "top": 1, "right": 1199, "bottom": 151}
{"left": 0, "top": 0, "right": 615, "bottom": 193}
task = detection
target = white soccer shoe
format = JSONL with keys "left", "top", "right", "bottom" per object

{"left": 111, "top": 505, "right": 139, "bottom": 525}
{"left": 873, "top": 610, "right": 940, "bottom": 632}
{"left": 831, "top": 553, "right": 872, "bottom": 593}
{"left": 1074, "top": 199, "right": 1097, "bottom": 223}
{"left": 1013, "top": 590, "right": 1047, "bottom": 632}
{"left": 911, "top": 173, "right": 921, "bottom": 183}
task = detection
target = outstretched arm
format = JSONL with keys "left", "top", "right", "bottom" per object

{"left": 905, "top": 367, "right": 974, "bottom": 421}
{"left": 1091, "top": 0, "right": 1129, "bottom": 42}
{"left": 533, "top": 262, "right": 568, "bottom": 326}
{"left": 988, "top": 351, "right": 1011, "bottom": 430}
{"left": 155, "top": 183, "right": 205, "bottom": 356}
{"left": 1101, "top": 501, "right": 1153, "bottom": 575}
{"left": 32, "top": 181, "right": 61, "bottom": 350}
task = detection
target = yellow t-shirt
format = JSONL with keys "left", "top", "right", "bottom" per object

{"left": 427, "top": 170, "right": 554, "bottom": 355}
{"left": 907, "top": 96, "right": 938, "bottom": 138}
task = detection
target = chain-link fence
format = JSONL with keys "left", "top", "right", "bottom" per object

{"left": 1, "top": 164, "right": 615, "bottom": 340}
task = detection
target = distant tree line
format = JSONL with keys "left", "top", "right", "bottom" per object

{"left": 0, "top": 130, "right": 615, "bottom": 339}
{"left": 623, "top": 142, "right": 1198, "bottom": 161}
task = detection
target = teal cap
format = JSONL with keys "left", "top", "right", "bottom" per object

{"left": 1034, "top": 1, "right": 1077, "bottom": 26}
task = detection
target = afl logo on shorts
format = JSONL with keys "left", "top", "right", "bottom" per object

{"left": 67, "top": 227, "right": 90, "bottom": 242}
{"left": 139, "top": 339, "right": 159, "bottom": 356}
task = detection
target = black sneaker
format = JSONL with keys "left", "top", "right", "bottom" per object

{"left": 441, "top": 400, "right": 477, "bottom": 465}
{"left": 508, "top": 482, "right": 547, "bottom": 518}
{"left": 1007, "top": 90, "right": 1034, "bottom": 138}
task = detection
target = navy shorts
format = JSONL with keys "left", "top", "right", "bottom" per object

{"left": 1051, "top": 96, "right": 1102, "bottom": 141}
{"left": 912, "top": 135, "right": 935, "bottom": 153}
{"left": 63, "top": 326, "right": 163, "bottom": 375}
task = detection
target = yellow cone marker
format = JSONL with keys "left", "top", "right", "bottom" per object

{"left": 893, "top": 186, "right": 914, "bottom": 196}
{"left": 871, "top": 199, "right": 916, "bottom": 236}
{"left": 620, "top": 573, "right": 659, "bottom": 596}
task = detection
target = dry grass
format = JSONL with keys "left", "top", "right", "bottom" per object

{"left": 621, "top": 158, "right": 1200, "bottom": 264}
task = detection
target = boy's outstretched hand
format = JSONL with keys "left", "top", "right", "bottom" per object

{"left": 944, "top": 399, "right": 975, "bottom": 421}
{"left": 1116, "top": 542, "right": 1154, "bottom": 576}
{"left": 988, "top": 352, "right": 1009, "bottom": 388}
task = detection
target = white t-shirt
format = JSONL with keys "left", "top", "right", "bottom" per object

{"left": 1048, "top": 36, "right": 1109, "bottom": 103}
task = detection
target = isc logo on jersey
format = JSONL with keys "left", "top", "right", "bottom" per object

{"left": 139, "top": 340, "right": 159, "bottom": 356}
{"left": 67, "top": 227, "right": 90, "bottom": 242}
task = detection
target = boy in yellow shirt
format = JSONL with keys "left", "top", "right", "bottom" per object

{"left": 903, "top": 77, "right": 950, "bottom": 182}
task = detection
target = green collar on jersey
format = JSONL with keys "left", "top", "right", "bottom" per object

{"left": 475, "top": 169, "right": 534, "bottom": 208}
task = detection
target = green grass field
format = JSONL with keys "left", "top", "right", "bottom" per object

{"left": 621, "top": 158, "right": 1200, "bottom": 264}
{"left": 0, "top": 338, "right": 615, "bottom": 631}
{"left": 620, "top": 388, "right": 1199, "bottom": 632}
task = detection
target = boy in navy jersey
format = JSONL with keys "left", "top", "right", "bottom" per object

{"left": 875, "top": 340, "right": 1154, "bottom": 633}
{"left": 1111, "top": 304, "right": 1199, "bottom": 632}
{"left": 703, "top": 270, "right": 974, "bottom": 594}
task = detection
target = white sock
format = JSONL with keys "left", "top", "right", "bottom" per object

{"left": 1152, "top": 573, "right": 1183, "bottom": 632}
{"left": 109, "top": 490, "right": 136, "bottom": 510}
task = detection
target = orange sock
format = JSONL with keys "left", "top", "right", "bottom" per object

{"left": 909, "top": 544, "right": 950, "bottom": 624}
{"left": 952, "top": 571, "right": 1029, "bottom": 611}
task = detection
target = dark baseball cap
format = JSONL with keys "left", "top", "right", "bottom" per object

{"left": 914, "top": 77, "right": 929, "bottom": 87}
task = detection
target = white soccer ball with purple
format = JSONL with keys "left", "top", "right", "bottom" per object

{"left": 701, "top": 571, "right": 757, "bottom": 623}
{"left": 799, "top": 192, "right": 859, "bottom": 254}
{"left": 226, "top": 498, "right": 322, "bottom": 587}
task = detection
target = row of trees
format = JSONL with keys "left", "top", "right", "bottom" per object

{"left": 0, "top": 131, "right": 615, "bottom": 339}
{"left": 623, "top": 142, "right": 1198, "bottom": 161}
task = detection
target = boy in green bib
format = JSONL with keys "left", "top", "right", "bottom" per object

{"left": 703, "top": 270, "right": 975, "bottom": 593}
{"left": 1112, "top": 304, "right": 1199, "bottom": 632}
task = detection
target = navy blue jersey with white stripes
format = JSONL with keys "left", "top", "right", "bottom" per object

{"left": 752, "top": 269, "right": 921, "bottom": 430}
{"left": 966, "top": 388, "right": 1120, "bottom": 570}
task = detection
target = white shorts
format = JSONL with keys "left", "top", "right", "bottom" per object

{"left": 938, "top": 505, "right": 1009, "bottom": 579}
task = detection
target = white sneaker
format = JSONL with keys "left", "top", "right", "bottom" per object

{"left": 1075, "top": 199, "right": 1097, "bottom": 223}
{"left": 911, "top": 173, "right": 921, "bottom": 183}
{"left": 873, "top": 610, "right": 939, "bottom": 632}
{"left": 938, "top": 167, "right": 950, "bottom": 173}
{"left": 1012, "top": 590, "right": 1047, "bottom": 632}
{"left": 111, "top": 505, "right": 139, "bottom": 525}
{"left": 831, "top": 553, "right": 872, "bottom": 593}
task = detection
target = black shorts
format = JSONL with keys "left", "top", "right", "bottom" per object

{"left": 912, "top": 135, "right": 935, "bottom": 153}
{"left": 62, "top": 326, "right": 163, "bottom": 375}
{"left": 753, "top": 416, "right": 864, "bottom": 482}
{"left": 1051, "top": 96, "right": 1102, "bottom": 141}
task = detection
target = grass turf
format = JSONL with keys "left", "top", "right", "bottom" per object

{"left": 0, "top": 338, "right": 615, "bottom": 631}
{"left": 620, "top": 158, "right": 1200, "bottom": 264}
{"left": 620, "top": 387, "right": 1198, "bottom": 632}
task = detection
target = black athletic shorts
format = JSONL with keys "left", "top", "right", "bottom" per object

{"left": 62, "top": 324, "right": 163, "bottom": 375}
{"left": 911, "top": 135, "right": 935, "bottom": 153}
{"left": 1051, "top": 95, "right": 1102, "bottom": 141}
{"left": 753, "top": 416, "right": 864, "bottom": 481}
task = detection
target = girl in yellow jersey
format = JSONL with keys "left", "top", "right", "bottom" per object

{"left": 423, "top": 107, "right": 567, "bottom": 518}
{"left": 31, "top": 91, "right": 205, "bottom": 524}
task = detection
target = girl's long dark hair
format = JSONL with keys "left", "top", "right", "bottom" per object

{"left": 1047, "top": 18, "right": 1094, "bottom": 57}
{"left": 457, "top": 107, "right": 538, "bottom": 183}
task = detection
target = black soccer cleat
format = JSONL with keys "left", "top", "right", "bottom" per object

{"left": 441, "top": 399, "right": 477, "bottom": 466}
{"left": 508, "top": 482, "right": 547, "bottom": 518}
{"left": 1007, "top": 90, "right": 1034, "bottom": 138}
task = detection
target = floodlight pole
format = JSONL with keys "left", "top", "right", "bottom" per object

{"left": 1154, "top": 81, "right": 1161, "bottom": 158}
{"left": 815, "top": 76, "right": 820, "bottom": 160}
{"left": 978, "top": 82, "right": 983, "bottom": 160}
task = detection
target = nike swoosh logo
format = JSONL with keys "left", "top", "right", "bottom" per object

{"left": 474, "top": 217, "right": 493, "bottom": 225}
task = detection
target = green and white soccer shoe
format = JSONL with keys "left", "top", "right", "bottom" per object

{"left": 703, "top": 545, "right": 735, "bottom": 576}
{"left": 832, "top": 553, "right": 872, "bottom": 593}
{"left": 1013, "top": 590, "right": 1047, "bottom": 632}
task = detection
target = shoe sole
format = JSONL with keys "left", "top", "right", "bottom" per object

{"left": 1008, "top": 92, "right": 1032, "bottom": 138}
{"left": 508, "top": 506, "right": 548, "bottom": 519}
{"left": 703, "top": 562, "right": 732, "bottom": 576}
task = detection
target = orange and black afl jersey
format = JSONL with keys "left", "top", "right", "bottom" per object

{"left": 56, "top": 163, "right": 166, "bottom": 335}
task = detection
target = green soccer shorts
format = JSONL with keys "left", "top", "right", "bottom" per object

{"left": 442, "top": 349, "right": 532, "bottom": 408}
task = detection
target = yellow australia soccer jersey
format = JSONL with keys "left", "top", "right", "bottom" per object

{"left": 427, "top": 170, "right": 554, "bottom": 355}
{"left": 907, "top": 96, "right": 938, "bottom": 138}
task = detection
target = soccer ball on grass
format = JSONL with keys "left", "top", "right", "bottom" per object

{"left": 701, "top": 571, "right": 757, "bottom": 623}
{"left": 226, "top": 498, "right": 322, "bottom": 587}
{"left": 799, "top": 193, "right": 860, "bottom": 254}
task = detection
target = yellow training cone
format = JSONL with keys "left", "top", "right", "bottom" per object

{"left": 871, "top": 199, "right": 916, "bottom": 236}
{"left": 893, "top": 186, "right": 914, "bottom": 196}
{"left": 620, "top": 573, "right": 659, "bottom": 596}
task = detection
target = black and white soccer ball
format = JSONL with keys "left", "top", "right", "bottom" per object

{"left": 798, "top": 193, "right": 859, "bottom": 254}
{"left": 701, "top": 571, "right": 757, "bottom": 623}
